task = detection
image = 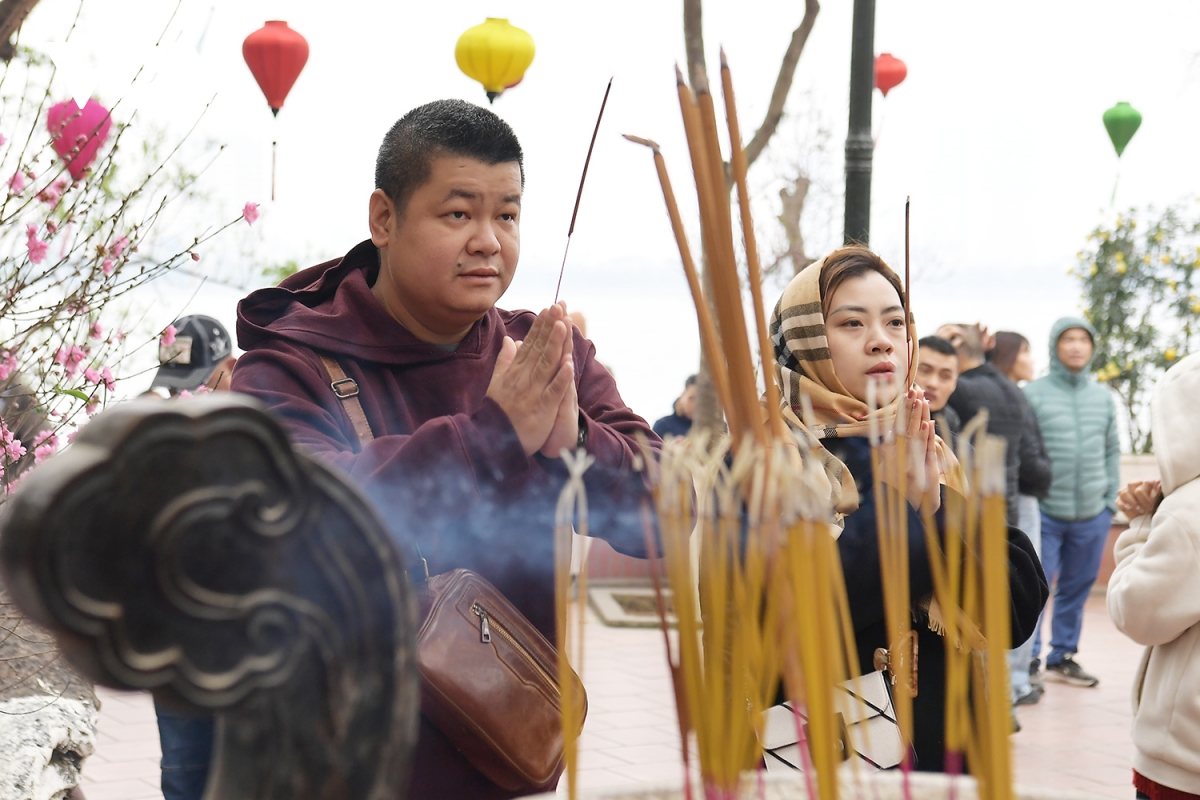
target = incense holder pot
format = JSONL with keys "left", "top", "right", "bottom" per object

{"left": 533, "top": 770, "right": 1106, "bottom": 800}
{"left": 0, "top": 395, "right": 421, "bottom": 800}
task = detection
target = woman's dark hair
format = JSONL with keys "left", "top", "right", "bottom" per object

{"left": 375, "top": 99, "right": 524, "bottom": 215}
{"left": 992, "top": 331, "right": 1029, "bottom": 376}
{"left": 818, "top": 246, "right": 905, "bottom": 319}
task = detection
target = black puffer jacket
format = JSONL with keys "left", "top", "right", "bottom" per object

{"left": 947, "top": 363, "right": 1051, "bottom": 520}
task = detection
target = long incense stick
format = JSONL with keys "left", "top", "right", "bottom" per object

{"left": 622, "top": 134, "right": 735, "bottom": 421}
{"left": 554, "top": 78, "right": 613, "bottom": 303}
{"left": 904, "top": 197, "right": 912, "bottom": 345}
{"left": 720, "top": 49, "right": 784, "bottom": 441}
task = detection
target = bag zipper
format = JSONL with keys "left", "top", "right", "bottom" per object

{"left": 471, "top": 602, "right": 558, "bottom": 691}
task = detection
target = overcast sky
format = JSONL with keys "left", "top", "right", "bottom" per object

{"left": 21, "top": 0, "right": 1200, "bottom": 418}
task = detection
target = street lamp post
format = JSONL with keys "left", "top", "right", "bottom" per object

{"left": 843, "top": 0, "right": 875, "bottom": 246}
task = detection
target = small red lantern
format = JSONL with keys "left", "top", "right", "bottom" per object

{"left": 874, "top": 53, "right": 907, "bottom": 97}
{"left": 242, "top": 21, "right": 309, "bottom": 116}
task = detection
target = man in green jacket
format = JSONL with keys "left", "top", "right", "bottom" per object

{"left": 1024, "top": 317, "right": 1120, "bottom": 688}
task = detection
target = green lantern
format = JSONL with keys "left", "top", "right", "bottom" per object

{"left": 1103, "top": 102, "right": 1142, "bottom": 157}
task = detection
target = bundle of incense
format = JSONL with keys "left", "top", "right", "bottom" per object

{"left": 910, "top": 411, "right": 1013, "bottom": 800}
{"left": 865, "top": 376, "right": 916, "bottom": 763}
{"left": 639, "top": 434, "right": 857, "bottom": 800}
{"left": 619, "top": 52, "right": 868, "bottom": 800}
{"left": 554, "top": 450, "right": 596, "bottom": 800}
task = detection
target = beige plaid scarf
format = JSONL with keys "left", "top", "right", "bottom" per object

{"left": 769, "top": 255, "right": 962, "bottom": 515}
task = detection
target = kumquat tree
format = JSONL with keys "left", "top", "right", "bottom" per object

{"left": 1075, "top": 201, "right": 1200, "bottom": 453}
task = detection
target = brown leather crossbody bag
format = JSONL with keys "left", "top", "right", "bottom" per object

{"left": 317, "top": 355, "right": 587, "bottom": 791}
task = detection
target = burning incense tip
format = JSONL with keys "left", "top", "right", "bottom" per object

{"left": 622, "top": 133, "right": 661, "bottom": 152}
{"left": 719, "top": 46, "right": 728, "bottom": 69}
{"left": 674, "top": 63, "right": 687, "bottom": 86}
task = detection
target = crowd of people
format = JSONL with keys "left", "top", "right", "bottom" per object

{"left": 120, "top": 98, "right": 1197, "bottom": 799}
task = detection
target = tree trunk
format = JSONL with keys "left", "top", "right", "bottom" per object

{"left": 0, "top": 0, "right": 41, "bottom": 62}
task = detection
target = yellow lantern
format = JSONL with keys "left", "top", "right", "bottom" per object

{"left": 455, "top": 18, "right": 536, "bottom": 103}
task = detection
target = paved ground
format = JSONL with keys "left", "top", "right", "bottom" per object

{"left": 80, "top": 593, "right": 1142, "bottom": 799}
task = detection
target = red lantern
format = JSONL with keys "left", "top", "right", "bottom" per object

{"left": 874, "top": 53, "right": 907, "bottom": 97}
{"left": 242, "top": 21, "right": 309, "bottom": 116}
{"left": 47, "top": 99, "right": 112, "bottom": 181}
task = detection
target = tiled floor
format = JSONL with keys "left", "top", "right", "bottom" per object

{"left": 81, "top": 594, "right": 1142, "bottom": 799}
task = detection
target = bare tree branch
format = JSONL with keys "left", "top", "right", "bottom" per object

{"left": 743, "top": 0, "right": 820, "bottom": 168}
{"left": 683, "top": 0, "right": 710, "bottom": 94}
{"left": 767, "top": 171, "right": 815, "bottom": 278}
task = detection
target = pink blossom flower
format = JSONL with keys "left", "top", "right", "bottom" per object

{"left": 116, "top": 329, "right": 127, "bottom": 343}
{"left": 161, "top": 325, "right": 176, "bottom": 347}
{"left": 101, "top": 366, "right": 115, "bottom": 391}
{"left": 102, "top": 258, "right": 114, "bottom": 275}
{"left": 177, "top": 389, "right": 192, "bottom": 399}
{"left": 190, "top": 252, "right": 200, "bottom": 262}
{"left": 8, "top": 172, "right": 25, "bottom": 193}
{"left": 26, "top": 230, "right": 48, "bottom": 264}
{"left": 243, "top": 202, "right": 260, "bottom": 225}
{"left": 33, "top": 431, "right": 58, "bottom": 465}
{"left": 45, "top": 220, "right": 57, "bottom": 234}
{"left": 110, "top": 236, "right": 129, "bottom": 258}
{"left": 0, "top": 351, "right": 16, "bottom": 381}
{"left": 53, "top": 345, "right": 87, "bottom": 379}
{"left": 37, "top": 181, "right": 63, "bottom": 206}
{"left": 1, "top": 420, "right": 26, "bottom": 461}
{"left": 90, "top": 322, "right": 103, "bottom": 340}
{"left": 86, "top": 402, "right": 98, "bottom": 416}
{"left": 67, "top": 430, "right": 79, "bottom": 445}
{"left": 84, "top": 367, "right": 101, "bottom": 384}
{"left": 0, "top": 133, "right": 6, "bottom": 146}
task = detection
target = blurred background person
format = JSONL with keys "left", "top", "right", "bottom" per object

{"left": 653, "top": 374, "right": 696, "bottom": 439}
{"left": 916, "top": 335, "right": 961, "bottom": 444}
{"left": 151, "top": 315, "right": 237, "bottom": 397}
{"left": 943, "top": 325, "right": 1035, "bottom": 524}
{"left": 1024, "top": 317, "right": 1119, "bottom": 689}
{"left": 992, "top": 331, "right": 1054, "bottom": 706}
{"left": 147, "top": 315, "right": 238, "bottom": 800}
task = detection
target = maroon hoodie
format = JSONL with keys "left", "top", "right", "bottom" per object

{"left": 233, "top": 239, "right": 657, "bottom": 798}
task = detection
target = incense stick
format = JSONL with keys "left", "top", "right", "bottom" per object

{"left": 554, "top": 78, "right": 613, "bottom": 303}
{"left": 719, "top": 49, "right": 785, "bottom": 441}
{"left": 622, "top": 134, "right": 735, "bottom": 418}
{"left": 904, "top": 197, "right": 911, "bottom": 344}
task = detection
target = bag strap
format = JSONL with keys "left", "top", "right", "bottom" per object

{"left": 317, "top": 354, "right": 376, "bottom": 444}
{"left": 315, "top": 354, "right": 430, "bottom": 584}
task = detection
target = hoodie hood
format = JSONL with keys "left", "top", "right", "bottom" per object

{"left": 1048, "top": 316, "right": 1098, "bottom": 385}
{"left": 236, "top": 239, "right": 505, "bottom": 367}
{"left": 1151, "top": 352, "right": 1200, "bottom": 496}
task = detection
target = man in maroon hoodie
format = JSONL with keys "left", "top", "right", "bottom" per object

{"left": 232, "top": 100, "right": 657, "bottom": 798}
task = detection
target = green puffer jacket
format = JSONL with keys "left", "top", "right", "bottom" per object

{"left": 1023, "top": 317, "right": 1120, "bottom": 521}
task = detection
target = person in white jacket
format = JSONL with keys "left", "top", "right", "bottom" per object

{"left": 1109, "top": 351, "right": 1200, "bottom": 800}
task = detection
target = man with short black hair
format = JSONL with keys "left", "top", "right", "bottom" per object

{"left": 232, "top": 99, "right": 656, "bottom": 799}
{"left": 916, "top": 336, "right": 960, "bottom": 443}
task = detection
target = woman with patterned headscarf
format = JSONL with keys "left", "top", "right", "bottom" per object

{"left": 769, "top": 246, "right": 1047, "bottom": 770}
